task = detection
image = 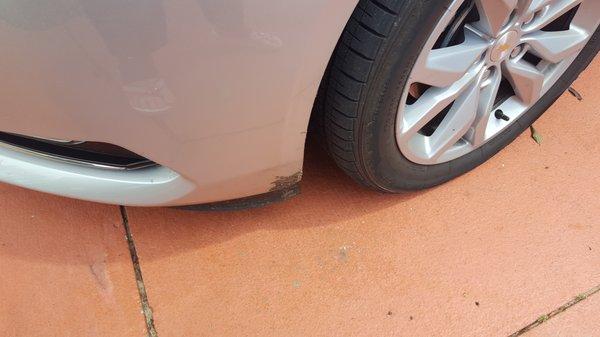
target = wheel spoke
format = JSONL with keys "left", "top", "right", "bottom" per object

{"left": 428, "top": 81, "right": 482, "bottom": 160}
{"left": 522, "top": 0, "right": 582, "bottom": 33}
{"left": 522, "top": 27, "right": 589, "bottom": 63}
{"left": 503, "top": 59, "right": 545, "bottom": 105}
{"left": 518, "top": 0, "right": 550, "bottom": 18}
{"left": 401, "top": 66, "right": 481, "bottom": 138}
{"left": 468, "top": 69, "right": 502, "bottom": 146}
{"left": 474, "top": 0, "right": 518, "bottom": 36}
{"left": 411, "top": 30, "right": 488, "bottom": 88}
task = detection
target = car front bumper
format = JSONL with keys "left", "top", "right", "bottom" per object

{"left": 0, "top": 0, "right": 357, "bottom": 206}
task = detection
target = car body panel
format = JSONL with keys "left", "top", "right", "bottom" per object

{"left": 0, "top": 0, "right": 359, "bottom": 205}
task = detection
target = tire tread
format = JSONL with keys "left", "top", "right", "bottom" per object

{"left": 324, "top": 0, "right": 399, "bottom": 189}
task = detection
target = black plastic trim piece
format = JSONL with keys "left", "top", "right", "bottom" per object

{"left": 177, "top": 184, "right": 301, "bottom": 212}
{"left": 0, "top": 131, "right": 156, "bottom": 170}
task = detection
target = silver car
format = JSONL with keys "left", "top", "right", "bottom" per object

{"left": 1, "top": 0, "right": 598, "bottom": 209}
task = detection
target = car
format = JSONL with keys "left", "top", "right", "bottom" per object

{"left": 0, "top": 0, "right": 598, "bottom": 209}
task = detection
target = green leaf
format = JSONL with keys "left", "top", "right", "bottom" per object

{"left": 530, "top": 126, "right": 543, "bottom": 145}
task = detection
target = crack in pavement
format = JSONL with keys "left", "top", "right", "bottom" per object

{"left": 120, "top": 206, "right": 158, "bottom": 337}
{"left": 508, "top": 284, "right": 600, "bottom": 336}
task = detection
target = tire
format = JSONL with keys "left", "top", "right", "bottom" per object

{"left": 321, "top": 0, "right": 600, "bottom": 192}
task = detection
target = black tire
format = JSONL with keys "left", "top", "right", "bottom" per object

{"left": 320, "top": 0, "right": 600, "bottom": 192}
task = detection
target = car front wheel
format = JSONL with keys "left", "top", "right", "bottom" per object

{"left": 321, "top": 0, "right": 600, "bottom": 191}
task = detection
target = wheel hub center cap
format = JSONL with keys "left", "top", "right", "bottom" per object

{"left": 490, "top": 30, "right": 519, "bottom": 62}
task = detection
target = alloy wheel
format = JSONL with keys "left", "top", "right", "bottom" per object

{"left": 396, "top": 0, "right": 600, "bottom": 165}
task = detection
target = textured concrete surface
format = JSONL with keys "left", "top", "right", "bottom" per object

{"left": 0, "top": 187, "right": 145, "bottom": 336}
{"left": 0, "top": 59, "right": 598, "bottom": 337}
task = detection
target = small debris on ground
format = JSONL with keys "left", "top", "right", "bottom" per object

{"left": 568, "top": 87, "right": 583, "bottom": 101}
{"left": 530, "top": 126, "right": 543, "bottom": 145}
{"left": 338, "top": 245, "right": 350, "bottom": 263}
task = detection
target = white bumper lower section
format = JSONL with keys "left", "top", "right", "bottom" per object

{"left": 0, "top": 144, "right": 196, "bottom": 206}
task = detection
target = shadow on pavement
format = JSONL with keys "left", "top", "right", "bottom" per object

{"left": 121, "top": 141, "right": 427, "bottom": 260}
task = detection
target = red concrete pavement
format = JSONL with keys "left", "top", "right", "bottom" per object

{"left": 0, "top": 188, "right": 145, "bottom": 336}
{"left": 125, "top": 59, "right": 600, "bottom": 336}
